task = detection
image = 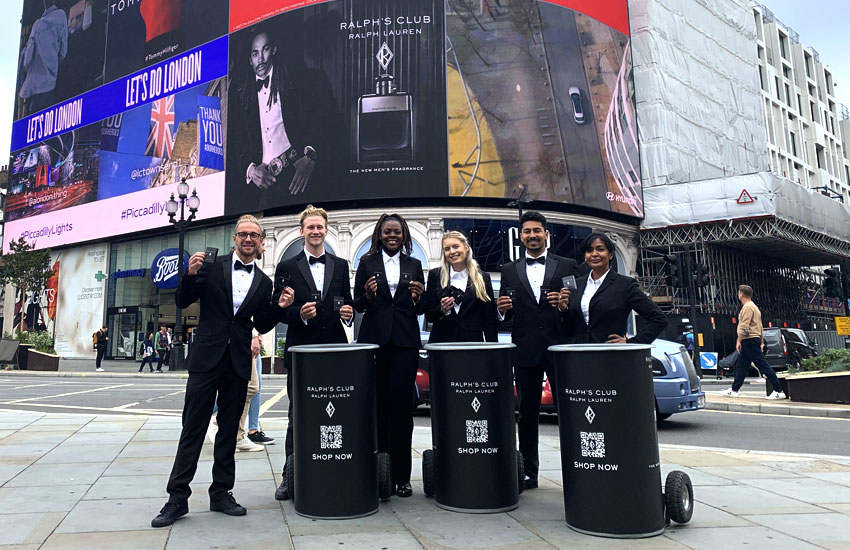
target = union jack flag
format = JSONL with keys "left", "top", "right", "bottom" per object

{"left": 145, "top": 96, "right": 175, "bottom": 158}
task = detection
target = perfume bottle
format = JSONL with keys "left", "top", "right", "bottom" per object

{"left": 357, "top": 74, "right": 413, "bottom": 162}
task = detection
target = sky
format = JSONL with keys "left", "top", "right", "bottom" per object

{"left": 0, "top": 0, "right": 847, "bottom": 163}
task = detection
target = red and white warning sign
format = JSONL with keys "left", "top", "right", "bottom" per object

{"left": 736, "top": 189, "right": 755, "bottom": 204}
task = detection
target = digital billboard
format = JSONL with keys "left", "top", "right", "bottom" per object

{"left": 6, "top": 0, "right": 640, "bottom": 253}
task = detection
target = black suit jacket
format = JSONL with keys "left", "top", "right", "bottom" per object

{"left": 424, "top": 269, "right": 497, "bottom": 343}
{"left": 353, "top": 252, "right": 425, "bottom": 348}
{"left": 563, "top": 270, "right": 667, "bottom": 345}
{"left": 272, "top": 251, "right": 353, "bottom": 369}
{"left": 176, "top": 254, "right": 280, "bottom": 380}
{"left": 499, "top": 253, "right": 579, "bottom": 368}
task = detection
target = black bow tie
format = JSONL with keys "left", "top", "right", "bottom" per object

{"left": 309, "top": 255, "right": 326, "bottom": 265}
{"left": 235, "top": 260, "right": 254, "bottom": 273}
{"left": 255, "top": 76, "right": 270, "bottom": 92}
{"left": 526, "top": 257, "right": 546, "bottom": 265}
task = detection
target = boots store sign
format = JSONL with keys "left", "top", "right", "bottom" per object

{"left": 151, "top": 248, "right": 190, "bottom": 289}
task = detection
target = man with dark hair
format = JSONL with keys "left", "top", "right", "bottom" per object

{"left": 19, "top": 0, "right": 68, "bottom": 116}
{"left": 94, "top": 325, "right": 108, "bottom": 372}
{"left": 497, "top": 211, "right": 578, "bottom": 489}
{"left": 228, "top": 25, "right": 319, "bottom": 212}
{"left": 721, "top": 284, "right": 786, "bottom": 399}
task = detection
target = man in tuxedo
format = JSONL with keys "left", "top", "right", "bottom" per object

{"left": 497, "top": 211, "right": 577, "bottom": 490}
{"left": 228, "top": 24, "right": 320, "bottom": 213}
{"left": 151, "top": 215, "right": 294, "bottom": 528}
{"left": 272, "top": 205, "right": 354, "bottom": 501}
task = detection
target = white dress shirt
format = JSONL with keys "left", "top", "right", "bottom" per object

{"left": 580, "top": 270, "right": 610, "bottom": 325}
{"left": 449, "top": 269, "right": 468, "bottom": 314}
{"left": 231, "top": 253, "right": 257, "bottom": 315}
{"left": 526, "top": 252, "right": 547, "bottom": 303}
{"left": 382, "top": 249, "right": 401, "bottom": 297}
{"left": 302, "top": 247, "right": 325, "bottom": 324}
{"left": 246, "top": 66, "right": 292, "bottom": 182}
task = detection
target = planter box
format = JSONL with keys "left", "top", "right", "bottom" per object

{"left": 261, "top": 356, "right": 285, "bottom": 375}
{"left": 785, "top": 371, "right": 850, "bottom": 404}
{"left": 27, "top": 349, "right": 60, "bottom": 371}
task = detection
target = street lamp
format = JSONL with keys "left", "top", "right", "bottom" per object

{"left": 165, "top": 178, "right": 200, "bottom": 371}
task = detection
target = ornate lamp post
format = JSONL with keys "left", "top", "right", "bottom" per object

{"left": 165, "top": 178, "right": 200, "bottom": 371}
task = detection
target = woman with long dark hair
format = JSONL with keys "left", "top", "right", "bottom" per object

{"left": 425, "top": 231, "right": 497, "bottom": 343}
{"left": 563, "top": 232, "right": 666, "bottom": 344}
{"left": 354, "top": 213, "right": 425, "bottom": 498}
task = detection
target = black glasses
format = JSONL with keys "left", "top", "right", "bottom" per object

{"left": 235, "top": 232, "right": 262, "bottom": 240}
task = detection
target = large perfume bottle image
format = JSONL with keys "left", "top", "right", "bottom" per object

{"left": 357, "top": 43, "right": 414, "bottom": 162}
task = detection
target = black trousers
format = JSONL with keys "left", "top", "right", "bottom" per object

{"left": 732, "top": 337, "right": 782, "bottom": 393}
{"left": 284, "top": 367, "right": 294, "bottom": 466}
{"left": 95, "top": 347, "right": 106, "bottom": 369}
{"left": 375, "top": 343, "right": 419, "bottom": 485}
{"left": 515, "top": 355, "right": 558, "bottom": 479}
{"left": 166, "top": 349, "right": 248, "bottom": 503}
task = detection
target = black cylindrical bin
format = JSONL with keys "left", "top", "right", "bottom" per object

{"left": 290, "top": 343, "right": 380, "bottom": 519}
{"left": 550, "top": 344, "right": 665, "bottom": 538}
{"left": 424, "top": 342, "right": 520, "bottom": 513}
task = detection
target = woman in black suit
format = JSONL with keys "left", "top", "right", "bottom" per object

{"left": 564, "top": 233, "right": 667, "bottom": 344}
{"left": 354, "top": 213, "right": 425, "bottom": 498}
{"left": 425, "top": 231, "right": 497, "bottom": 343}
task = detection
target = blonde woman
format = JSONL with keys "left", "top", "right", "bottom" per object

{"left": 425, "top": 231, "right": 497, "bottom": 343}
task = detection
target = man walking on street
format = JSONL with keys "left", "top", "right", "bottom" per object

{"left": 94, "top": 326, "right": 108, "bottom": 372}
{"left": 722, "top": 285, "right": 786, "bottom": 400}
{"left": 154, "top": 326, "right": 168, "bottom": 373}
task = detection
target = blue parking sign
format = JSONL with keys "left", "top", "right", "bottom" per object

{"left": 700, "top": 352, "right": 718, "bottom": 371}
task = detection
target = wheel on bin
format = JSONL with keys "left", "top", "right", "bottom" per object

{"left": 516, "top": 450, "right": 525, "bottom": 495}
{"left": 285, "top": 454, "right": 295, "bottom": 501}
{"left": 377, "top": 452, "right": 393, "bottom": 501}
{"left": 422, "top": 449, "right": 435, "bottom": 497}
{"left": 664, "top": 470, "right": 694, "bottom": 524}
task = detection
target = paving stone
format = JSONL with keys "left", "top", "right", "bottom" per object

{"left": 55, "top": 497, "right": 168, "bottom": 533}
{"left": 0, "top": 429, "right": 14, "bottom": 439}
{"left": 767, "top": 460, "right": 850, "bottom": 474}
{"left": 0, "top": 512, "right": 66, "bottom": 545}
{"left": 77, "top": 421, "right": 144, "bottom": 433}
{"left": 83, "top": 475, "right": 169, "bottom": 500}
{"left": 694, "top": 485, "right": 823, "bottom": 514}
{"left": 745, "top": 513, "right": 850, "bottom": 549}
{"left": 36, "top": 444, "right": 124, "bottom": 464}
{"left": 805, "top": 472, "right": 850, "bottom": 487}
{"left": 401, "top": 509, "right": 541, "bottom": 548}
{"left": 293, "top": 532, "right": 422, "bottom": 550}
{"left": 118, "top": 441, "right": 180, "bottom": 459}
{"left": 166, "top": 508, "right": 289, "bottom": 550}
{"left": 62, "top": 431, "right": 135, "bottom": 446}
{"left": 0, "top": 442, "right": 60, "bottom": 460}
{"left": 659, "top": 450, "right": 744, "bottom": 468}
{"left": 280, "top": 499, "right": 408, "bottom": 537}
{"left": 40, "top": 530, "right": 169, "bottom": 550}
{"left": 102, "top": 457, "right": 174, "bottom": 477}
{"left": 133, "top": 429, "right": 183, "bottom": 441}
{"left": 738, "top": 477, "right": 850, "bottom": 505}
{"left": 1, "top": 430, "right": 74, "bottom": 445}
{"left": 526, "top": 520, "right": 690, "bottom": 549}
{"left": 0, "top": 485, "right": 88, "bottom": 513}
{"left": 0, "top": 459, "right": 35, "bottom": 485}
{"left": 187, "top": 479, "right": 278, "bottom": 511}
{"left": 664, "top": 525, "right": 825, "bottom": 550}
{"left": 697, "top": 465, "right": 802, "bottom": 479}
{"left": 676, "top": 501, "right": 754, "bottom": 528}
{"left": 30, "top": 417, "right": 93, "bottom": 427}
{"left": 5, "top": 462, "right": 109, "bottom": 487}
{"left": 660, "top": 464, "right": 732, "bottom": 486}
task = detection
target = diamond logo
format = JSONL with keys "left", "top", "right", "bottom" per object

{"left": 584, "top": 406, "right": 595, "bottom": 424}
{"left": 326, "top": 401, "right": 335, "bottom": 418}
{"left": 471, "top": 396, "right": 481, "bottom": 413}
{"left": 376, "top": 42, "right": 394, "bottom": 71}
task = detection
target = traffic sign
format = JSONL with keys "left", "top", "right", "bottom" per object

{"left": 699, "top": 352, "right": 718, "bottom": 371}
{"left": 835, "top": 317, "right": 850, "bottom": 336}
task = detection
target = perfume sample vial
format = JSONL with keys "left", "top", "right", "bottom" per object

{"left": 357, "top": 75, "right": 413, "bottom": 162}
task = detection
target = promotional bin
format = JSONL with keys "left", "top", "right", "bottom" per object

{"left": 289, "top": 343, "right": 391, "bottom": 519}
{"left": 422, "top": 342, "right": 522, "bottom": 513}
{"left": 550, "top": 344, "right": 693, "bottom": 538}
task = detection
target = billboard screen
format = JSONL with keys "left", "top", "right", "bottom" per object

{"left": 6, "top": 0, "right": 640, "bottom": 252}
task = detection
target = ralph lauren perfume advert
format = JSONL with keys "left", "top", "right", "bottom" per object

{"left": 223, "top": 0, "right": 447, "bottom": 215}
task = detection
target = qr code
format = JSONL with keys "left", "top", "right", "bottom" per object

{"left": 466, "top": 420, "right": 488, "bottom": 443}
{"left": 580, "top": 431, "right": 605, "bottom": 458}
{"left": 320, "top": 425, "right": 342, "bottom": 449}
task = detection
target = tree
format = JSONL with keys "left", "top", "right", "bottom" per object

{"left": 0, "top": 238, "right": 54, "bottom": 332}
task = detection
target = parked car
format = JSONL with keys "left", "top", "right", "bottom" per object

{"left": 416, "top": 335, "right": 705, "bottom": 422}
{"left": 780, "top": 328, "right": 817, "bottom": 368}
{"left": 569, "top": 87, "right": 585, "bottom": 124}
{"left": 762, "top": 327, "right": 788, "bottom": 372}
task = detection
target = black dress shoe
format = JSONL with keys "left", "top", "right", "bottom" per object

{"left": 395, "top": 483, "right": 413, "bottom": 498}
{"left": 275, "top": 479, "right": 290, "bottom": 501}
{"left": 523, "top": 477, "right": 539, "bottom": 490}
{"left": 210, "top": 492, "right": 247, "bottom": 516}
{"left": 151, "top": 501, "right": 188, "bottom": 528}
